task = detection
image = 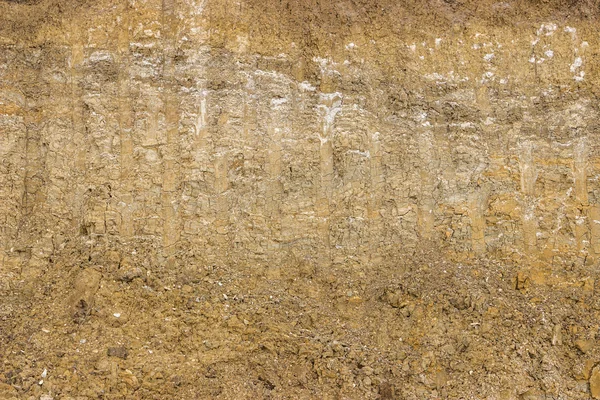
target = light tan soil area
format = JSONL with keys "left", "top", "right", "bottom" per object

{"left": 2, "top": 0, "right": 600, "bottom": 398}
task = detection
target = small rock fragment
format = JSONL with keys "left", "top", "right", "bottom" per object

{"left": 120, "top": 369, "right": 140, "bottom": 388}
{"left": 107, "top": 346, "right": 128, "bottom": 359}
{"left": 95, "top": 357, "right": 111, "bottom": 372}
{"left": 69, "top": 268, "right": 102, "bottom": 323}
{"left": 575, "top": 339, "right": 594, "bottom": 354}
{"left": 551, "top": 324, "right": 562, "bottom": 346}
{"left": 515, "top": 272, "right": 530, "bottom": 291}
{"left": 118, "top": 265, "right": 144, "bottom": 283}
{"left": 226, "top": 315, "right": 244, "bottom": 330}
{"left": 379, "top": 381, "right": 395, "bottom": 399}
{"left": 518, "top": 388, "right": 545, "bottom": 400}
{"left": 573, "top": 359, "right": 596, "bottom": 380}
{"left": 591, "top": 365, "right": 600, "bottom": 399}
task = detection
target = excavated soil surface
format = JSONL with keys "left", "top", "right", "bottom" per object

{"left": 2, "top": 0, "right": 600, "bottom": 399}
{"left": 2, "top": 249, "right": 600, "bottom": 399}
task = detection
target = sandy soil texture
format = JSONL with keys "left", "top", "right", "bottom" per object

{"left": 2, "top": 0, "right": 600, "bottom": 398}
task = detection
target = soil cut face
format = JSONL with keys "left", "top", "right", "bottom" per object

{"left": 1, "top": 0, "right": 600, "bottom": 399}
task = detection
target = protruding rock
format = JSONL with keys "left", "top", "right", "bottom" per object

{"left": 573, "top": 359, "right": 595, "bottom": 381}
{"left": 120, "top": 369, "right": 140, "bottom": 389}
{"left": 590, "top": 365, "right": 600, "bottom": 399}
{"left": 518, "top": 388, "right": 545, "bottom": 400}
{"left": 379, "top": 381, "right": 395, "bottom": 399}
{"left": 551, "top": 324, "right": 562, "bottom": 346}
{"left": 68, "top": 268, "right": 102, "bottom": 323}
{"left": 515, "top": 272, "right": 530, "bottom": 291}
{"left": 107, "top": 346, "right": 128, "bottom": 360}
{"left": 575, "top": 339, "right": 594, "bottom": 354}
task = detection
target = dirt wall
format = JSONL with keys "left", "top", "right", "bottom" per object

{"left": 2, "top": 0, "right": 600, "bottom": 399}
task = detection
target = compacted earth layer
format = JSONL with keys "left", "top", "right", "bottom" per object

{"left": 2, "top": 0, "right": 600, "bottom": 398}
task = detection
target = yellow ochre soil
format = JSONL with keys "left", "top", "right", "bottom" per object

{"left": 2, "top": 0, "right": 600, "bottom": 398}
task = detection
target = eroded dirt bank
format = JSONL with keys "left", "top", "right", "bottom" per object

{"left": 2, "top": 0, "right": 600, "bottom": 398}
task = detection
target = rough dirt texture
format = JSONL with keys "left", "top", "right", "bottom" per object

{"left": 2, "top": 0, "right": 600, "bottom": 399}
